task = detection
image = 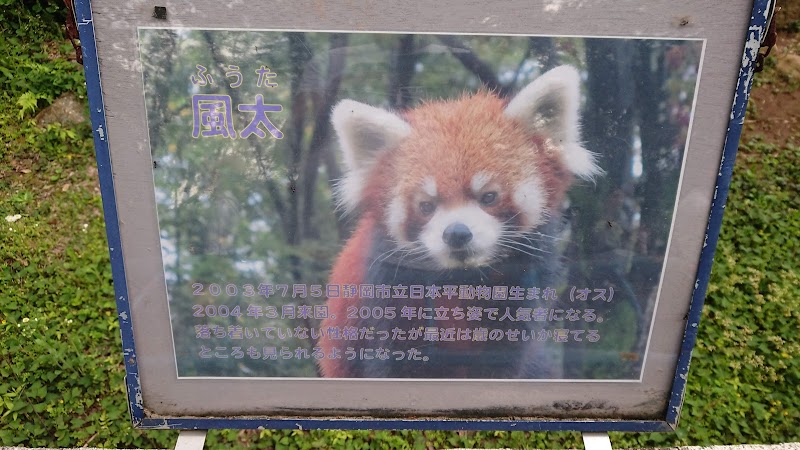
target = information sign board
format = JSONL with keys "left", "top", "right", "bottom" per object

{"left": 75, "top": 0, "right": 772, "bottom": 431}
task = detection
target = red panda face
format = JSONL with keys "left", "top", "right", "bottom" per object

{"left": 386, "top": 168, "right": 548, "bottom": 269}
{"left": 332, "top": 65, "right": 601, "bottom": 269}
{"left": 384, "top": 98, "right": 554, "bottom": 269}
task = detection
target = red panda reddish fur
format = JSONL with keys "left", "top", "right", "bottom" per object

{"left": 390, "top": 93, "right": 572, "bottom": 214}
{"left": 317, "top": 66, "right": 599, "bottom": 378}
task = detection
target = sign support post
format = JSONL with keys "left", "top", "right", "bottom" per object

{"left": 582, "top": 432, "right": 613, "bottom": 450}
{"left": 174, "top": 430, "right": 207, "bottom": 450}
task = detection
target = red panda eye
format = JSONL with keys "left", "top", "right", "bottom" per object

{"left": 480, "top": 192, "right": 498, "bottom": 206}
{"left": 419, "top": 201, "right": 436, "bottom": 215}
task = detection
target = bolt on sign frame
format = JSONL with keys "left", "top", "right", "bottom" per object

{"left": 75, "top": 0, "right": 772, "bottom": 432}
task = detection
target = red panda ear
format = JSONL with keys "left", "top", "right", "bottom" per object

{"left": 504, "top": 65, "right": 602, "bottom": 180}
{"left": 331, "top": 99, "right": 411, "bottom": 212}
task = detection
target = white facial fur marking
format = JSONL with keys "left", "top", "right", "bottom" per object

{"left": 470, "top": 172, "right": 492, "bottom": 194}
{"left": 419, "top": 204, "right": 502, "bottom": 269}
{"left": 422, "top": 177, "right": 437, "bottom": 197}
{"left": 386, "top": 194, "right": 408, "bottom": 245}
{"left": 512, "top": 178, "right": 547, "bottom": 228}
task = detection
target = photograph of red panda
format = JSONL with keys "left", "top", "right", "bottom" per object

{"left": 317, "top": 66, "right": 599, "bottom": 378}
{"left": 139, "top": 29, "right": 703, "bottom": 380}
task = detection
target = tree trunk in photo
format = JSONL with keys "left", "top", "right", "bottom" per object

{"left": 531, "top": 37, "right": 559, "bottom": 72}
{"left": 572, "top": 39, "right": 636, "bottom": 253}
{"left": 388, "top": 34, "right": 417, "bottom": 110}
{"left": 285, "top": 32, "right": 312, "bottom": 249}
{"left": 634, "top": 40, "right": 679, "bottom": 256}
{"left": 437, "top": 34, "right": 512, "bottom": 97}
{"left": 301, "top": 33, "right": 349, "bottom": 240}
{"left": 563, "top": 39, "right": 636, "bottom": 378}
{"left": 584, "top": 39, "right": 636, "bottom": 190}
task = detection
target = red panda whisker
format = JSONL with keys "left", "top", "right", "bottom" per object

{"left": 392, "top": 249, "right": 417, "bottom": 280}
{"left": 483, "top": 263, "right": 505, "bottom": 276}
{"left": 495, "top": 242, "right": 548, "bottom": 260}
{"left": 530, "top": 230, "right": 561, "bottom": 240}
{"left": 519, "top": 234, "right": 541, "bottom": 247}
{"left": 497, "top": 237, "right": 552, "bottom": 253}
{"left": 405, "top": 255, "right": 430, "bottom": 266}
{"left": 502, "top": 212, "right": 523, "bottom": 224}
{"left": 502, "top": 231, "right": 538, "bottom": 245}
{"left": 474, "top": 265, "right": 489, "bottom": 280}
{"left": 398, "top": 247, "right": 427, "bottom": 259}
{"left": 501, "top": 233, "right": 553, "bottom": 248}
{"left": 504, "top": 229, "right": 564, "bottom": 243}
{"left": 368, "top": 248, "right": 401, "bottom": 272}
{"left": 403, "top": 246, "right": 430, "bottom": 258}
{"left": 368, "top": 246, "right": 427, "bottom": 273}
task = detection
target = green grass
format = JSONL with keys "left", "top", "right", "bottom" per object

{"left": 1, "top": 3, "right": 799, "bottom": 448}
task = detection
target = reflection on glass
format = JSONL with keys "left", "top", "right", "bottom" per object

{"left": 139, "top": 29, "right": 703, "bottom": 379}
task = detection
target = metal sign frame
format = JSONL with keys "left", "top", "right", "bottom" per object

{"left": 74, "top": 0, "right": 772, "bottom": 432}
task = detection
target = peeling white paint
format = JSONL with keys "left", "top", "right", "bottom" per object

{"left": 734, "top": 24, "right": 765, "bottom": 121}
{"left": 152, "top": 418, "right": 170, "bottom": 428}
{"left": 542, "top": 0, "right": 586, "bottom": 13}
{"left": 226, "top": 0, "right": 246, "bottom": 9}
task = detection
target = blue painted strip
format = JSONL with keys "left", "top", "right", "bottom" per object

{"left": 73, "top": 0, "right": 145, "bottom": 427}
{"left": 665, "top": 0, "right": 773, "bottom": 428}
{"left": 137, "top": 417, "right": 672, "bottom": 432}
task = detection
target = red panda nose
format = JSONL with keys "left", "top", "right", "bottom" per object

{"left": 443, "top": 223, "right": 473, "bottom": 248}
